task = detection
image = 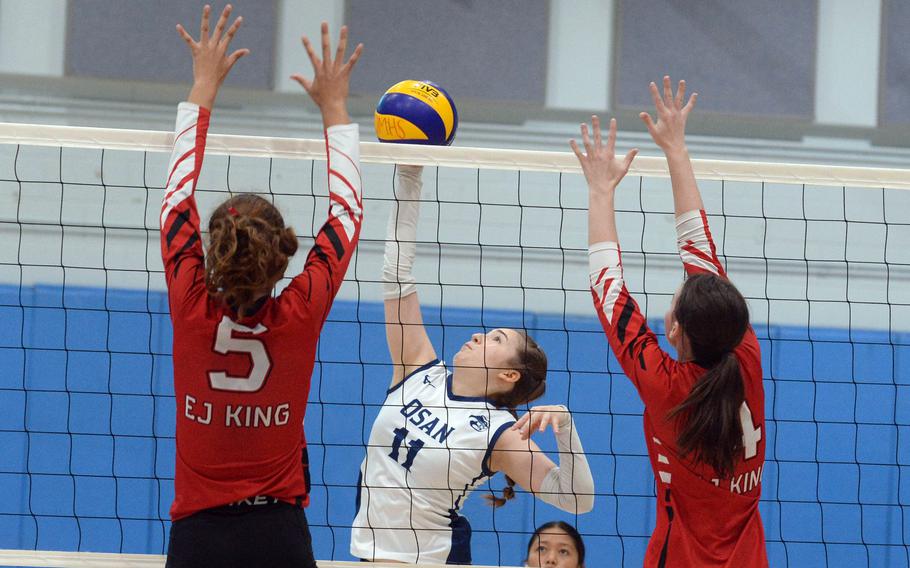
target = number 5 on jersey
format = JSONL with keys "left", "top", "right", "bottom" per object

{"left": 209, "top": 316, "right": 273, "bottom": 392}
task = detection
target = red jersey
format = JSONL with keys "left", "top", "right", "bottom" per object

{"left": 589, "top": 210, "right": 767, "bottom": 567}
{"left": 160, "top": 103, "right": 363, "bottom": 521}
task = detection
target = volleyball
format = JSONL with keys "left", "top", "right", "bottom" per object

{"left": 374, "top": 80, "right": 458, "bottom": 145}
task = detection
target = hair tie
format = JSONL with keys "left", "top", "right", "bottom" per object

{"left": 227, "top": 206, "right": 239, "bottom": 217}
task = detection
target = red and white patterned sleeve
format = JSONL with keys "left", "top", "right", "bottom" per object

{"left": 677, "top": 209, "right": 762, "bottom": 354}
{"left": 676, "top": 209, "right": 726, "bottom": 277}
{"left": 589, "top": 242, "right": 675, "bottom": 404}
{"left": 284, "top": 123, "right": 363, "bottom": 331}
{"left": 160, "top": 102, "right": 209, "bottom": 315}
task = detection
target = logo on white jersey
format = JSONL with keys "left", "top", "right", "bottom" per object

{"left": 423, "top": 374, "right": 437, "bottom": 388}
{"left": 469, "top": 414, "right": 490, "bottom": 432}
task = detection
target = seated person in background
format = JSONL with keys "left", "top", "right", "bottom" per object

{"left": 525, "top": 521, "right": 586, "bottom": 568}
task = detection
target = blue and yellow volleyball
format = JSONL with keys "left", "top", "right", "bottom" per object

{"left": 374, "top": 80, "right": 458, "bottom": 146}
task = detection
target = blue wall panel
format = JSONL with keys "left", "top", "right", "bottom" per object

{"left": 0, "top": 284, "right": 906, "bottom": 565}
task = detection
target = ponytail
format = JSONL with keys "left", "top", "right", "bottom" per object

{"left": 668, "top": 272, "right": 750, "bottom": 479}
{"left": 668, "top": 351, "right": 744, "bottom": 479}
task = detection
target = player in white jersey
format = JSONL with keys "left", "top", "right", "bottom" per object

{"left": 350, "top": 165, "right": 596, "bottom": 564}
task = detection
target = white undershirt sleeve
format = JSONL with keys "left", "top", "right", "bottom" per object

{"left": 536, "top": 406, "right": 595, "bottom": 514}
{"left": 382, "top": 165, "right": 423, "bottom": 300}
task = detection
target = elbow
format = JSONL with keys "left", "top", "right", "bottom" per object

{"left": 576, "top": 493, "right": 595, "bottom": 514}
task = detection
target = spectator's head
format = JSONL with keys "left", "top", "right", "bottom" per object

{"left": 525, "top": 521, "right": 585, "bottom": 567}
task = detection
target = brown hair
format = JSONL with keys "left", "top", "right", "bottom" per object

{"left": 667, "top": 272, "right": 750, "bottom": 479}
{"left": 205, "top": 194, "right": 298, "bottom": 317}
{"left": 484, "top": 330, "right": 548, "bottom": 508}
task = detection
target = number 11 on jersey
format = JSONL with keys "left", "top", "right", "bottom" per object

{"left": 389, "top": 427, "right": 424, "bottom": 471}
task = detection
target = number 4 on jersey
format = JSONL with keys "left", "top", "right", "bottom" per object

{"left": 741, "top": 401, "right": 761, "bottom": 459}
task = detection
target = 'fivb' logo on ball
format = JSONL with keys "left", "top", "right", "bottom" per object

{"left": 374, "top": 80, "right": 458, "bottom": 146}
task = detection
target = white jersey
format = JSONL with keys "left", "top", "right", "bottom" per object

{"left": 351, "top": 360, "right": 516, "bottom": 564}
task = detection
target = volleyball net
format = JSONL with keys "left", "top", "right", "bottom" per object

{"left": 0, "top": 121, "right": 908, "bottom": 567}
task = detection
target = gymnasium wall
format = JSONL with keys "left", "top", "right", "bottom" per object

{"left": 1, "top": 284, "right": 908, "bottom": 566}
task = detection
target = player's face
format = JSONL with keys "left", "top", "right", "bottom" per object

{"left": 525, "top": 529, "right": 581, "bottom": 567}
{"left": 454, "top": 328, "right": 522, "bottom": 377}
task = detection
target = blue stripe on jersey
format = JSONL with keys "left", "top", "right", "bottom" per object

{"left": 386, "top": 358, "right": 441, "bottom": 395}
{"left": 481, "top": 420, "right": 516, "bottom": 477}
{"left": 445, "top": 372, "right": 508, "bottom": 407}
{"left": 445, "top": 510, "right": 472, "bottom": 564}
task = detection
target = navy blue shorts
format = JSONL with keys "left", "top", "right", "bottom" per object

{"left": 166, "top": 497, "right": 316, "bottom": 568}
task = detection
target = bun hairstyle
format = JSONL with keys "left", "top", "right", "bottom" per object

{"left": 205, "top": 194, "right": 298, "bottom": 316}
{"left": 667, "top": 272, "right": 750, "bottom": 479}
{"left": 484, "top": 330, "right": 547, "bottom": 508}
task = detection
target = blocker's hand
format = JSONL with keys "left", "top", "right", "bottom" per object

{"left": 570, "top": 115, "right": 638, "bottom": 196}
{"left": 177, "top": 4, "right": 249, "bottom": 109}
{"left": 639, "top": 75, "right": 697, "bottom": 153}
{"left": 292, "top": 22, "right": 363, "bottom": 124}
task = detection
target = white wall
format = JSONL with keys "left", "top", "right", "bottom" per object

{"left": 815, "top": 0, "right": 882, "bottom": 127}
{"left": 0, "top": 0, "right": 66, "bottom": 76}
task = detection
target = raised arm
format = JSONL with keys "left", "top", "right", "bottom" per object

{"left": 639, "top": 76, "right": 701, "bottom": 216}
{"left": 640, "top": 77, "right": 726, "bottom": 277}
{"left": 573, "top": 116, "right": 676, "bottom": 402}
{"left": 489, "top": 405, "right": 594, "bottom": 514}
{"left": 162, "top": 5, "right": 247, "bottom": 313}
{"left": 382, "top": 165, "right": 437, "bottom": 389}
{"left": 283, "top": 24, "right": 365, "bottom": 330}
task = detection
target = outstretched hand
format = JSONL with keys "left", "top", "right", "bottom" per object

{"left": 570, "top": 116, "right": 638, "bottom": 196}
{"left": 292, "top": 23, "right": 363, "bottom": 127}
{"left": 639, "top": 75, "right": 697, "bottom": 152}
{"left": 177, "top": 4, "right": 249, "bottom": 110}
{"left": 511, "top": 405, "right": 571, "bottom": 441}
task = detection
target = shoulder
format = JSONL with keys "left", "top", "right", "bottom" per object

{"left": 387, "top": 359, "right": 446, "bottom": 396}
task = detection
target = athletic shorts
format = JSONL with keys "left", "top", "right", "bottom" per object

{"left": 166, "top": 497, "right": 316, "bottom": 568}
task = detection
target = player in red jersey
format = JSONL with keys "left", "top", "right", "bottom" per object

{"left": 161, "top": 5, "right": 363, "bottom": 567}
{"left": 570, "top": 76, "right": 767, "bottom": 567}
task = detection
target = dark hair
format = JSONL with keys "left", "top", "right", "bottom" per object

{"left": 525, "top": 521, "right": 585, "bottom": 567}
{"left": 206, "top": 194, "right": 298, "bottom": 317}
{"left": 484, "top": 330, "right": 548, "bottom": 508}
{"left": 667, "top": 272, "right": 750, "bottom": 479}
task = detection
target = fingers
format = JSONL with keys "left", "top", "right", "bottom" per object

{"left": 301, "top": 35, "right": 321, "bottom": 70}
{"left": 580, "top": 123, "right": 593, "bottom": 155}
{"left": 320, "top": 21, "right": 331, "bottom": 69}
{"left": 290, "top": 74, "right": 313, "bottom": 94}
{"left": 569, "top": 139, "right": 584, "bottom": 161}
{"left": 513, "top": 412, "right": 530, "bottom": 431}
{"left": 227, "top": 48, "right": 250, "bottom": 68}
{"left": 176, "top": 24, "right": 195, "bottom": 48}
{"left": 639, "top": 111, "right": 656, "bottom": 135}
{"left": 541, "top": 412, "right": 559, "bottom": 434}
{"left": 333, "top": 25, "right": 348, "bottom": 70}
{"left": 606, "top": 117, "right": 617, "bottom": 152}
{"left": 622, "top": 148, "right": 639, "bottom": 172}
{"left": 341, "top": 42, "right": 364, "bottom": 75}
{"left": 592, "top": 115, "right": 602, "bottom": 149}
{"left": 675, "top": 79, "right": 686, "bottom": 108}
{"left": 683, "top": 92, "right": 698, "bottom": 114}
{"left": 199, "top": 4, "right": 211, "bottom": 42}
{"left": 662, "top": 75, "right": 673, "bottom": 107}
{"left": 212, "top": 4, "right": 232, "bottom": 43}
{"left": 220, "top": 15, "right": 243, "bottom": 49}
{"left": 649, "top": 81, "right": 665, "bottom": 112}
